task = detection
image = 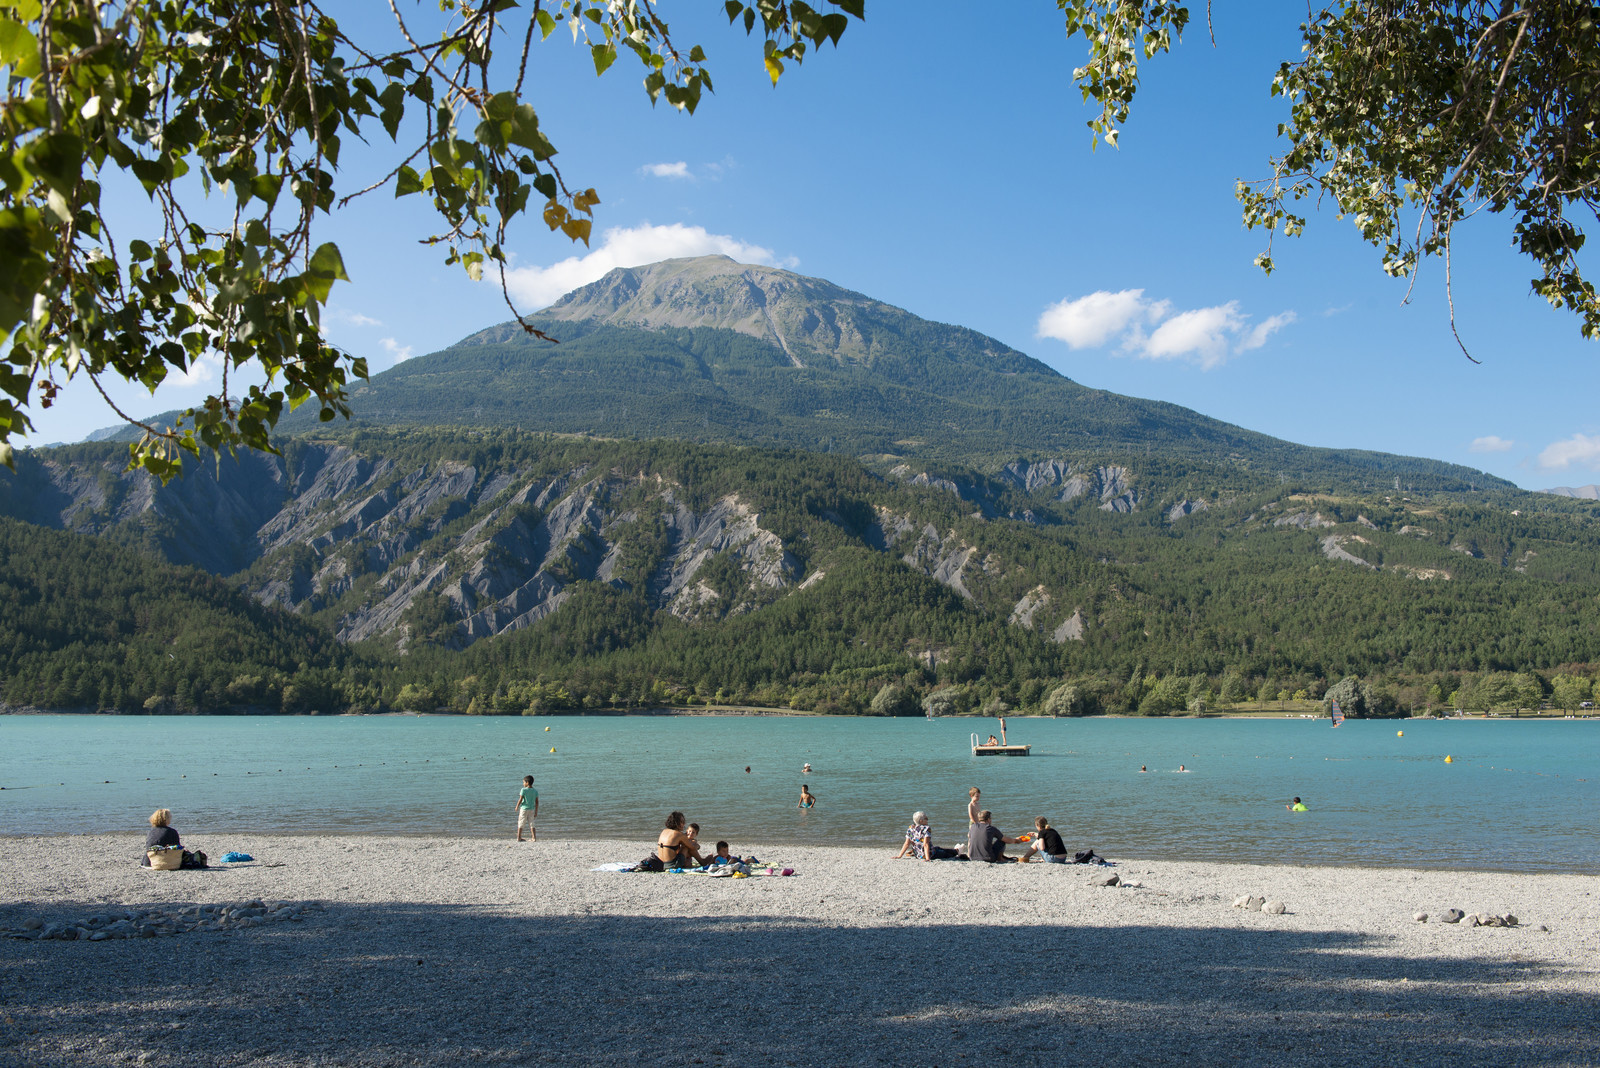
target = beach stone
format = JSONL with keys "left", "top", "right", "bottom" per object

{"left": 1440, "top": 909, "right": 1465, "bottom": 924}
{"left": 1232, "top": 895, "right": 1251, "bottom": 908}
{"left": 1535, "top": 924, "right": 1548, "bottom": 932}
{"left": 57, "top": 927, "right": 78, "bottom": 941}
{"left": 1263, "top": 900, "right": 1286, "bottom": 915}
{"left": 89, "top": 931, "right": 109, "bottom": 941}
{"left": 1504, "top": 914, "right": 1518, "bottom": 926}
{"left": 22, "top": 918, "right": 41, "bottom": 931}
{"left": 1090, "top": 871, "right": 1120, "bottom": 887}
{"left": 1247, "top": 895, "right": 1267, "bottom": 911}
{"left": 1413, "top": 912, "right": 1428, "bottom": 923}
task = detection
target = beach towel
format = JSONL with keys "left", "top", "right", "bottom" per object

{"left": 219, "top": 852, "right": 254, "bottom": 864}
{"left": 590, "top": 862, "right": 638, "bottom": 872}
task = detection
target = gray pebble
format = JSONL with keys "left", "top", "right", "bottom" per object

{"left": 1413, "top": 912, "right": 1428, "bottom": 923}
{"left": 22, "top": 918, "right": 42, "bottom": 931}
{"left": 1440, "top": 908, "right": 1465, "bottom": 924}
{"left": 1263, "top": 900, "right": 1286, "bottom": 915}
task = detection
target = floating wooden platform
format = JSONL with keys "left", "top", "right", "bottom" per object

{"left": 972, "top": 743, "right": 1031, "bottom": 757}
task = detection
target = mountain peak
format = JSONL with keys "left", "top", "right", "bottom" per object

{"left": 538, "top": 256, "right": 941, "bottom": 369}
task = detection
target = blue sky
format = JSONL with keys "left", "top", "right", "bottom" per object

{"left": 27, "top": 2, "right": 1598, "bottom": 490}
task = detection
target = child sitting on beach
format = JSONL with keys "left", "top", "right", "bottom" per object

{"left": 705, "top": 841, "right": 735, "bottom": 866}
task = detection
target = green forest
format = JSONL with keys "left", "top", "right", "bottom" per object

{"left": 5, "top": 428, "right": 1598, "bottom": 721}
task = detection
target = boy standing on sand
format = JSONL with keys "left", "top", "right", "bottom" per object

{"left": 516, "top": 775, "right": 539, "bottom": 841}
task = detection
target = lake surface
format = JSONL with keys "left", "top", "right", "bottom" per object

{"left": 3, "top": 714, "right": 1597, "bottom": 872}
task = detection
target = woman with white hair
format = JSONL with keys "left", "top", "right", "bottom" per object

{"left": 894, "top": 811, "right": 934, "bottom": 861}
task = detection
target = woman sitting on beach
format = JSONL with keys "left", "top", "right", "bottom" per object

{"left": 140, "top": 808, "right": 203, "bottom": 869}
{"left": 657, "top": 812, "right": 693, "bottom": 868}
{"left": 894, "top": 811, "right": 957, "bottom": 861}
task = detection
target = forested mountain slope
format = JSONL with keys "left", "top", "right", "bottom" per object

{"left": 4, "top": 429, "right": 1598, "bottom": 715}
{"left": 303, "top": 256, "right": 1510, "bottom": 494}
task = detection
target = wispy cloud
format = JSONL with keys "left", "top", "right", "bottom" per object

{"left": 171, "top": 354, "right": 219, "bottom": 387}
{"left": 1470, "top": 435, "right": 1515, "bottom": 453}
{"left": 504, "top": 223, "right": 790, "bottom": 309}
{"left": 331, "top": 308, "right": 382, "bottom": 328}
{"left": 379, "top": 337, "right": 415, "bottom": 364}
{"left": 641, "top": 161, "right": 691, "bottom": 180}
{"left": 1037, "top": 289, "right": 1295, "bottom": 369}
{"left": 1537, "top": 432, "right": 1600, "bottom": 471}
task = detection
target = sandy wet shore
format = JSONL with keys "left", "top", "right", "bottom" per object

{"left": 2, "top": 834, "right": 1597, "bottom": 1067}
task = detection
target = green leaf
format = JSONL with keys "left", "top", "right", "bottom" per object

{"left": 0, "top": 18, "right": 39, "bottom": 77}
{"left": 303, "top": 243, "right": 349, "bottom": 303}
{"left": 395, "top": 165, "right": 423, "bottom": 197}
{"left": 591, "top": 43, "right": 616, "bottom": 76}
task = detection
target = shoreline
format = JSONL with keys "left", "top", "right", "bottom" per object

{"left": 3, "top": 834, "right": 1597, "bottom": 1066}
{"left": 5, "top": 704, "right": 1597, "bottom": 721}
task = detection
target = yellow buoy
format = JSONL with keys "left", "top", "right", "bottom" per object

{"left": 550, "top": 747, "right": 556, "bottom": 753}
{"left": 1444, "top": 755, "right": 1453, "bottom": 763}
{"left": 1397, "top": 730, "right": 1404, "bottom": 737}
{"left": 544, "top": 726, "right": 550, "bottom": 731}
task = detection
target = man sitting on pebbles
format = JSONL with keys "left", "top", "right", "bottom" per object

{"left": 965, "top": 810, "right": 1024, "bottom": 863}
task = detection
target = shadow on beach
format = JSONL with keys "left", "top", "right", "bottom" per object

{"left": 2, "top": 901, "right": 1596, "bottom": 1068}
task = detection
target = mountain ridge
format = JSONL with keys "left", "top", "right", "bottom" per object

{"left": 312, "top": 256, "right": 1512, "bottom": 496}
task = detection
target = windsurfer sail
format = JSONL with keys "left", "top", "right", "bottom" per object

{"left": 1331, "top": 700, "right": 1345, "bottom": 728}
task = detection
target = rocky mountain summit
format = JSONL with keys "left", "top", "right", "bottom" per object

{"left": 316, "top": 256, "right": 1511, "bottom": 495}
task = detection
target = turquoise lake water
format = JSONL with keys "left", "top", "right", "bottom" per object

{"left": 2, "top": 714, "right": 1596, "bottom": 871}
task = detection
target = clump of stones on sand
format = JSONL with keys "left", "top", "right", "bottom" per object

{"left": 8, "top": 899, "right": 320, "bottom": 941}
{"left": 1411, "top": 908, "right": 1524, "bottom": 928}
{"left": 1231, "top": 894, "right": 1288, "bottom": 914}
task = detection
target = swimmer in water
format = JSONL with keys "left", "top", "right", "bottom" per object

{"left": 744, "top": 766, "right": 751, "bottom": 773}
{"left": 1178, "top": 765, "right": 1188, "bottom": 772}
{"left": 798, "top": 784, "right": 817, "bottom": 809}
{"left": 802, "top": 762, "right": 812, "bottom": 773}
{"left": 1139, "top": 765, "right": 1147, "bottom": 773}
{"left": 1287, "top": 796, "right": 1308, "bottom": 811}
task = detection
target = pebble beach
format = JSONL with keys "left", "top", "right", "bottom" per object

{"left": 2, "top": 834, "right": 1598, "bottom": 1067}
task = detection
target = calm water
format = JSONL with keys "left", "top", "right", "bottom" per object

{"left": 3, "top": 714, "right": 1597, "bottom": 872}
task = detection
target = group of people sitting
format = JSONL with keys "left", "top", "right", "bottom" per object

{"left": 895, "top": 788, "right": 1097, "bottom": 864}
{"left": 649, "top": 811, "right": 752, "bottom": 872}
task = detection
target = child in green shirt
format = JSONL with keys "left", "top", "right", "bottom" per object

{"left": 516, "top": 775, "right": 539, "bottom": 841}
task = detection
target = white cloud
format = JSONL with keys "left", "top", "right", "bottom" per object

{"left": 1037, "top": 289, "right": 1295, "bottom": 369}
{"left": 1143, "top": 303, "right": 1246, "bottom": 367}
{"left": 379, "top": 337, "right": 415, "bottom": 364}
{"left": 1470, "top": 435, "right": 1516, "bottom": 453}
{"left": 642, "top": 161, "right": 691, "bottom": 179}
{"left": 504, "top": 223, "right": 787, "bottom": 309}
{"left": 1036, "top": 289, "right": 1164, "bottom": 349}
{"left": 171, "top": 353, "right": 219, "bottom": 387}
{"left": 331, "top": 308, "right": 382, "bottom": 328}
{"left": 1537, "top": 432, "right": 1600, "bottom": 471}
{"left": 1239, "top": 311, "right": 1297, "bottom": 352}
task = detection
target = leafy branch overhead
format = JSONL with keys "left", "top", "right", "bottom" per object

{"left": 0, "top": 0, "right": 864, "bottom": 477}
{"left": 1066, "top": 1, "right": 1598, "bottom": 354}
{"left": 0, "top": 2, "right": 1592, "bottom": 483}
